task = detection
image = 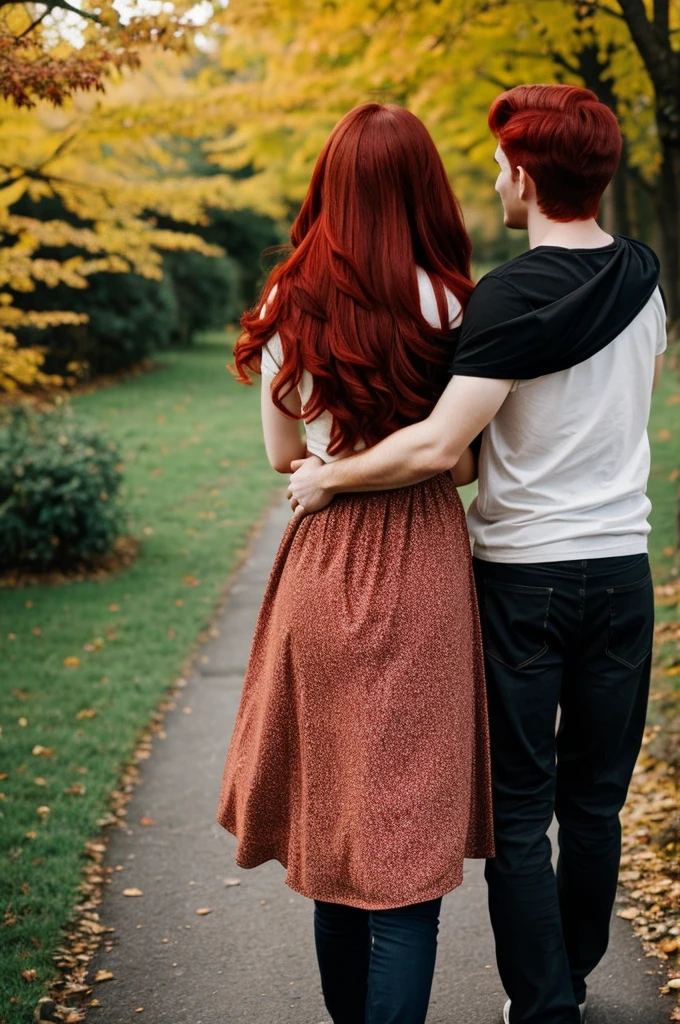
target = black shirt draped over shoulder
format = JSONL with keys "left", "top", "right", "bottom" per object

{"left": 450, "top": 236, "right": 661, "bottom": 381}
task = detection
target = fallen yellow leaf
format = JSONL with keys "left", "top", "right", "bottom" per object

{"left": 617, "top": 907, "right": 638, "bottom": 920}
{"left": 195, "top": 907, "right": 213, "bottom": 916}
{"left": 94, "top": 970, "right": 114, "bottom": 983}
{"left": 122, "top": 888, "right": 143, "bottom": 897}
{"left": 63, "top": 656, "right": 81, "bottom": 668}
{"left": 76, "top": 709, "right": 97, "bottom": 720}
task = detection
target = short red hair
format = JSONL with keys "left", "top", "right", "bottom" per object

{"left": 488, "top": 84, "right": 622, "bottom": 221}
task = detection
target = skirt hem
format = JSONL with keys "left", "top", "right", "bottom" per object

{"left": 218, "top": 816, "right": 494, "bottom": 910}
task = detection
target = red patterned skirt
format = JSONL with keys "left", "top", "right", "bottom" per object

{"left": 217, "top": 473, "right": 494, "bottom": 909}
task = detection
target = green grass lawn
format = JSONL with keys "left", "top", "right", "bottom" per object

{"left": 0, "top": 334, "right": 281, "bottom": 1021}
{"left": 647, "top": 361, "right": 679, "bottom": 582}
{"left": 0, "top": 335, "right": 678, "bottom": 1022}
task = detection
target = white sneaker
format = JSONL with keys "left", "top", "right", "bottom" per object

{"left": 503, "top": 998, "right": 586, "bottom": 1022}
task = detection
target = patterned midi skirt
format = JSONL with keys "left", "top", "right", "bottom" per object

{"left": 217, "top": 472, "right": 494, "bottom": 910}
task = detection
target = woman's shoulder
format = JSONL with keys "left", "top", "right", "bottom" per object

{"left": 259, "top": 283, "right": 283, "bottom": 376}
{"left": 416, "top": 267, "right": 462, "bottom": 329}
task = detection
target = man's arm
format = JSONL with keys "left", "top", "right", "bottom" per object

{"left": 288, "top": 374, "right": 513, "bottom": 512}
{"left": 450, "top": 446, "right": 478, "bottom": 486}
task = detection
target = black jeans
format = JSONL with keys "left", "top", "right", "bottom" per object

{"left": 313, "top": 897, "right": 442, "bottom": 1024}
{"left": 473, "top": 553, "right": 654, "bottom": 1024}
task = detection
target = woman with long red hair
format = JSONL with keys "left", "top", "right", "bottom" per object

{"left": 217, "top": 103, "right": 494, "bottom": 1023}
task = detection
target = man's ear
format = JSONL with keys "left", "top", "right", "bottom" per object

{"left": 517, "top": 166, "right": 535, "bottom": 202}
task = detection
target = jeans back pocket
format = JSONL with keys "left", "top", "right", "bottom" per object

{"left": 606, "top": 573, "right": 654, "bottom": 669}
{"left": 482, "top": 579, "right": 553, "bottom": 671}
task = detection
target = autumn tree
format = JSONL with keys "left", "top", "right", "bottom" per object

{"left": 213, "top": 0, "right": 679, "bottom": 320}
{"left": 0, "top": 1, "right": 285, "bottom": 392}
{"left": 615, "top": 0, "right": 680, "bottom": 322}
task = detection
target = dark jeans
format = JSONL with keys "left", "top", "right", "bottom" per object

{"left": 473, "top": 553, "right": 654, "bottom": 1024}
{"left": 314, "top": 897, "right": 442, "bottom": 1024}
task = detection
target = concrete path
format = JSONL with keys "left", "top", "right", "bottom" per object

{"left": 87, "top": 500, "right": 672, "bottom": 1024}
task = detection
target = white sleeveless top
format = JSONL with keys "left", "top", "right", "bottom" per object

{"left": 260, "top": 268, "right": 462, "bottom": 462}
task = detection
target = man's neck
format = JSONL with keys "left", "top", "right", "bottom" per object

{"left": 527, "top": 210, "right": 614, "bottom": 250}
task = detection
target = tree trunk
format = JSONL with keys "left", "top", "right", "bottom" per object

{"left": 614, "top": 0, "right": 680, "bottom": 325}
{"left": 611, "top": 163, "right": 632, "bottom": 237}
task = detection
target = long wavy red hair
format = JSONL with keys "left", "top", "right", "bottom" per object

{"left": 233, "top": 102, "right": 474, "bottom": 456}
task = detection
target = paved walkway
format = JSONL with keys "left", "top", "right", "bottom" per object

{"left": 88, "top": 501, "right": 672, "bottom": 1024}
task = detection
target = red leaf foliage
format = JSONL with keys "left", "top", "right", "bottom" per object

{"left": 0, "top": 31, "right": 141, "bottom": 108}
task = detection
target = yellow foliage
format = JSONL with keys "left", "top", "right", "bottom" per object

{"left": 0, "top": 46, "right": 280, "bottom": 393}
{"left": 211, "top": 0, "right": 672, "bottom": 222}
{"left": 0, "top": 331, "right": 63, "bottom": 392}
{"left": 2, "top": 0, "right": 677, "bottom": 391}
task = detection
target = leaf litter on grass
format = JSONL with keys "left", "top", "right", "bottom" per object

{"left": 618, "top": 611, "right": 680, "bottom": 1019}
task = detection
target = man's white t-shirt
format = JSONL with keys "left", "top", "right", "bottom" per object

{"left": 467, "top": 288, "right": 667, "bottom": 563}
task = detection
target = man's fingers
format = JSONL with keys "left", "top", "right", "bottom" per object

{"left": 293, "top": 503, "right": 306, "bottom": 519}
{"left": 290, "top": 459, "right": 305, "bottom": 471}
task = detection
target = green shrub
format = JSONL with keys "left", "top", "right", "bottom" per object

{"left": 199, "top": 207, "right": 285, "bottom": 307}
{"left": 17, "top": 270, "right": 179, "bottom": 378}
{"left": 163, "top": 250, "right": 240, "bottom": 346}
{"left": 0, "top": 406, "right": 126, "bottom": 571}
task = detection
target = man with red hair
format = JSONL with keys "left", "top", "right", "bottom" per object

{"left": 288, "top": 84, "right": 667, "bottom": 1024}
